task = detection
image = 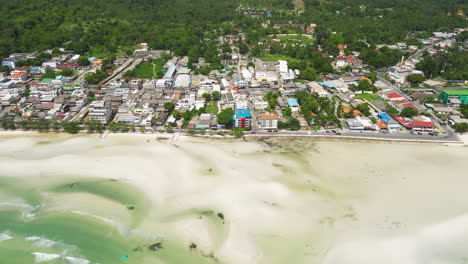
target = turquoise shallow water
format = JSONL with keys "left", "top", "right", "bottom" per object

{"left": 0, "top": 177, "right": 217, "bottom": 264}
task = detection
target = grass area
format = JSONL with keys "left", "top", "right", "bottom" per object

{"left": 271, "top": 35, "right": 314, "bottom": 44}
{"left": 206, "top": 101, "right": 218, "bottom": 115}
{"left": 126, "top": 59, "right": 166, "bottom": 79}
{"left": 355, "top": 93, "right": 381, "bottom": 101}
{"left": 152, "top": 59, "right": 166, "bottom": 79}
{"left": 259, "top": 53, "right": 302, "bottom": 64}
{"left": 133, "top": 62, "right": 154, "bottom": 79}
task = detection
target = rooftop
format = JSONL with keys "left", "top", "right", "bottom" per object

{"left": 442, "top": 90, "right": 468, "bottom": 96}
{"left": 235, "top": 109, "right": 251, "bottom": 118}
{"left": 287, "top": 98, "right": 300, "bottom": 107}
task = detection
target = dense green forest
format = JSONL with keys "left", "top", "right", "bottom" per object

{"left": 0, "top": 0, "right": 466, "bottom": 59}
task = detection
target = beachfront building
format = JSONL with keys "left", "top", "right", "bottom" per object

{"left": 89, "top": 100, "right": 114, "bottom": 124}
{"left": 234, "top": 109, "right": 251, "bottom": 128}
{"left": 258, "top": 114, "right": 278, "bottom": 131}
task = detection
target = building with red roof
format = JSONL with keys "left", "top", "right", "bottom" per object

{"left": 410, "top": 120, "right": 433, "bottom": 132}
{"left": 402, "top": 103, "right": 418, "bottom": 110}
{"left": 386, "top": 92, "right": 404, "bottom": 100}
{"left": 393, "top": 116, "right": 412, "bottom": 129}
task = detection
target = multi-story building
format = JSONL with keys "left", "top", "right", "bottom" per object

{"left": 234, "top": 109, "right": 251, "bottom": 128}
{"left": 258, "top": 114, "right": 278, "bottom": 131}
{"left": 89, "top": 100, "right": 113, "bottom": 124}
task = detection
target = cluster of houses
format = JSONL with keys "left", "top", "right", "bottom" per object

{"left": 0, "top": 25, "right": 466, "bottom": 134}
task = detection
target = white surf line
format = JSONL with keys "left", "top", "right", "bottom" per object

{"left": 0, "top": 231, "right": 13, "bottom": 242}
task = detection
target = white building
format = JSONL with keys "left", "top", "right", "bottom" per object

{"left": 258, "top": 114, "right": 278, "bottom": 130}
{"left": 278, "top": 60, "right": 288, "bottom": 73}
{"left": 89, "top": 100, "right": 113, "bottom": 124}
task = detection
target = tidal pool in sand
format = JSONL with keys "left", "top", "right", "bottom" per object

{"left": 0, "top": 133, "right": 468, "bottom": 264}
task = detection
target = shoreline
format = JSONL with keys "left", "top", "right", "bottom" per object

{"left": 1, "top": 129, "right": 466, "bottom": 146}
{"left": 1, "top": 131, "right": 468, "bottom": 264}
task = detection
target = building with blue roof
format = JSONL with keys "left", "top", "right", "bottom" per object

{"left": 233, "top": 109, "right": 251, "bottom": 128}
{"left": 164, "top": 63, "right": 176, "bottom": 79}
{"left": 320, "top": 81, "right": 337, "bottom": 89}
{"left": 378, "top": 112, "right": 391, "bottom": 124}
{"left": 287, "top": 98, "right": 300, "bottom": 107}
{"left": 2, "top": 59, "right": 16, "bottom": 69}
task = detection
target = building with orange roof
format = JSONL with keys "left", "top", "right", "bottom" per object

{"left": 10, "top": 72, "right": 27, "bottom": 81}
{"left": 457, "top": 9, "right": 463, "bottom": 15}
{"left": 353, "top": 109, "right": 362, "bottom": 117}
{"left": 376, "top": 121, "right": 388, "bottom": 129}
{"left": 259, "top": 113, "right": 278, "bottom": 131}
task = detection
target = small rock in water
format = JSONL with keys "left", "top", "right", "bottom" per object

{"left": 217, "top": 213, "right": 224, "bottom": 220}
{"left": 189, "top": 243, "right": 197, "bottom": 250}
{"left": 148, "top": 242, "right": 163, "bottom": 251}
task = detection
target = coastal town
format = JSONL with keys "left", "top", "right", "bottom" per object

{"left": 0, "top": 21, "right": 467, "bottom": 142}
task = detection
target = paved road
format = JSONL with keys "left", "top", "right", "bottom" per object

{"left": 378, "top": 77, "right": 459, "bottom": 141}
{"left": 99, "top": 57, "right": 138, "bottom": 85}
{"left": 243, "top": 130, "right": 461, "bottom": 142}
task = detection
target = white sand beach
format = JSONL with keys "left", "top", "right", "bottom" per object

{"left": 0, "top": 132, "right": 467, "bottom": 264}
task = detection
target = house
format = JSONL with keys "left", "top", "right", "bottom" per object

{"left": 234, "top": 109, "right": 251, "bottom": 128}
{"left": 129, "top": 79, "right": 142, "bottom": 90}
{"left": 410, "top": 120, "right": 434, "bottom": 132}
{"left": 393, "top": 116, "right": 412, "bottom": 129}
{"left": 347, "top": 116, "right": 377, "bottom": 130}
{"left": 60, "top": 63, "right": 79, "bottom": 71}
{"left": 388, "top": 66, "right": 411, "bottom": 84}
{"left": 258, "top": 114, "right": 278, "bottom": 131}
{"left": 1, "top": 58, "right": 16, "bottom": 69}
{"left": 42, "top": 61, "right": 58, "bottom": 69}
{"left": 377, "top": 112, "right": 400, "bottom": 131}
{"left": 115, "top": 114, "right": 142, "bottom": 126}
{"left": 153, "top": 111, "right": 169, "bottom": 126}
{"left": 10, "top": 72, "right": 27, "bottom": 81}
{"left": 385, "top": 92, "right": 405, "bottom": 101}
{"left": 287, "top": 98, "right": 300, "bottom": 111}
{"left": 196, "top": 113, "right": 212, "bottom": 130}
{"left": 307, "top": 82, "right": 329, "bottom": 97}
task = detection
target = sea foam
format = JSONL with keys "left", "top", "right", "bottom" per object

{"left": 0, "top": 231, "right": 13, "bottom": 242}
{"left": 32, "top": 252, "right": 60, "bottom": 263}
{"left": 26, "top": 236, "right": 56, "bottom": 248}
{"left": 64, "top": 256, "right": 90, "bottom": 264}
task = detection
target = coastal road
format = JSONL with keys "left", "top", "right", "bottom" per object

{"left": 378, "top": 77, "right": 459, "bottom": 141}
{"left": 243, "top": 130, "right": 461, "bottom": 142}
{"left": 173, "top": 128, "right": 461, "bottom": 143}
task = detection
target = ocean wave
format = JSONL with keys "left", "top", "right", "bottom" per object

{"left": 71, "top": 210, "right": 125, "bottom": 233}
{"left": 32, "top": 252, "right": 60, "bottom": 263}
{"left": 64, "top": 256, "right": 90, "bottom": 264}
{"left": 26, "top": 236, "right": 56, "bottom": 248}
{"left": 0, "top": 231, "right": 13, "bottom": 242}
{"left": 0, "top": 202, "right": 35, "bottom": 209}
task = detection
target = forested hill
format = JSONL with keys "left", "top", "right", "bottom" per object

{"left": 0, "top": 0, "right": 239, "bottom": 56}
{"left": 0, "top": 0, "right": 466, "bottom": 57}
